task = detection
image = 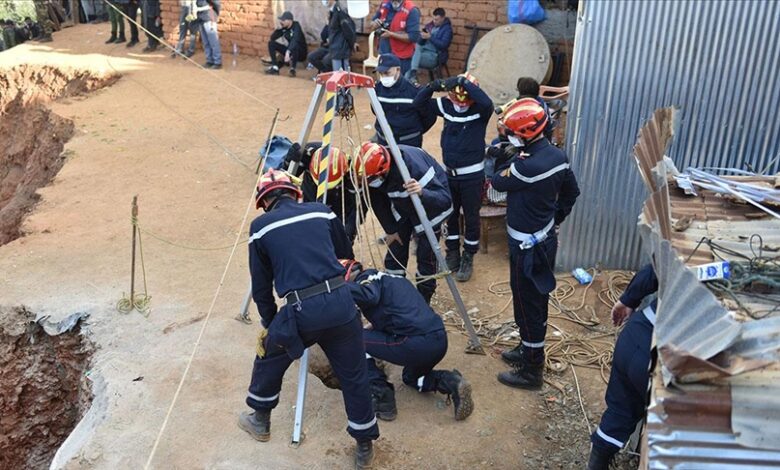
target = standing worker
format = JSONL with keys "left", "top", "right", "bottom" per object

{"left": 373, "top": 53, "right": 436, "bottom": 148}
{"left": 104, "top": 0, "right": 127, "bottom": 44}
{"left": 369, "top": 0, "right": 421, "bottom": 75}
{"left": 239, "top": 170, "right": 379, "bottom": 469}
{"left": 414, "top": 73, "right": 493, "bottom": 282}
{"left": 140, "top": 0, "right": 162, "bottom": 53}
{"left": 491, "top": 99, "right": 580, "bottom": 389}
{"left": 195, "top": 0, "right": 222, "bottom": 69}
{"left": 32, "top": 0, "right": 53, "bottom": 42}
{"left": 352, "top": 142, "right": 452, "bottom": 304}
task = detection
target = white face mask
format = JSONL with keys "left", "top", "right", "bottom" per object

{"left": 379, "top": 75, "right": 397, "bottom": 88}
{"left": 368, "top": 176, "right": 385, "bottom": 188}
{"left": 453, "top": 103, "right": 470, "bottom": 113}
{"left": 508, "top": 135, "right": 524, "bottom": 148}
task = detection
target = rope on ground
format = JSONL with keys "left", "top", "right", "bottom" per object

{"left": 116, "top": 217, "right": 151, "bottom": 315}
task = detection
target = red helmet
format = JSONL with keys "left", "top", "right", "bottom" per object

{"left": 339, "top": 259, "right": 363, "bottom": 280}
{"left": 353, "top": 142, "right": 391, "bottom": 180}
{"left": 308, "top": 147, "right": 348, "bottom": 190}
{"left": 499, "top": 98, "right": 548, "bottom": 140}
{"left": 255, "top": 169, "right": 302, "bottom": 210}
{"left": 448, "top": 72, "right": 479, "bottom": 107}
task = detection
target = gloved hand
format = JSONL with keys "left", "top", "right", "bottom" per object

{"left": 256, "top": 328, "right": 269, "bottom": 358}
{"left": 286, "top": 142, "right": 303, "bottom": 163}
{"left": 494, "top": 144, "right": 517, "bottom": 169}
{"left": 485, "top": 145, "right": 503, "bottom": 160}
{"left": 429, "top": 79, "right": 447, "bottom": 91}
{"left": 185, "top": 13, "right": 196, "bottom": 22}
{"left": 444, "top": 76, "right": 461, "bottom": 90}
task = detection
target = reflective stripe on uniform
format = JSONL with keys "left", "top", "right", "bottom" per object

{"left": 596, "top": 426, "right": 624, "bottom": 448}
{"left": 447, "top": 161, "right": 485, "bottom": 176}
{"left": 414, "top": 206, "right": 454, "bottom": 233}
{"left": 247, "top": 391, "right": 280, "bottom": 402}
{"left": 446, "top": 235, "right": 460, "bottom": 240}
{"left": 417, "top": 376, "right": 425, "bottom": 392}
{"left": 387, "top": 167, "right": 436, "bottom": 199}
{"left": 377, "top": 96, "right": 414, "bottom": 104}
{"left": 510, "top": 162, "right": 570, "bottom": 183}
{"left": 522, "top": 340, "right": 545, "bottom": 348}
{"left": 507, "top": 219, "right": 555, "bottom": 248}
{"left": 643, "top": 305, "right": 656, "bottom": 326}
{"left": 464, "top": 239, "right": 480, "bottom": 245}
{"left": 436, "top": 97, "right": 481, "bottom": 123}
{"left": 348, "top": 417, "right": 378, "bottom": 431}
{"left": 249, "top": 212, "right": 336, "bottom": 243}
{"left": 376, "top": 128, "right": 422, "bottom": 143}
{"left": 385, "top": 269, "right": 406, "bottom": 276}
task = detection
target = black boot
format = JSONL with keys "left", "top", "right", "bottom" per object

{"left": 105, "top": 34, "right": 117, "bottom": 44}
{"left": 497, "top": 362, "right": 544, "bottom": 390}
{"left": 371, "top": 382, "right": 397, "bottom": 421}
{"left": 355, "top": 440, "right": 374, "bottom": 470}
{"left": 435, "top": 370, "right": 474, "bottom": 420}
{"left": 238, "top": 409, "right": 271, "bottom": 442}
{"left": 115, "top": 34, "right": 126, "bottom": 44}
{"left": 587, "top": 444, "right": 615, "bottom": 470}
{"left": 456, "top": 251, "right": 474, "bottom": 282}
{"left": 501, "top": 344, "right": 524, "bottom": 366}
{"left": 445, "top": 250, "right": 461, "bottom": 272}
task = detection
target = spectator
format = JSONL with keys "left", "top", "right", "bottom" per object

{"left": 196, "top": 0, "right": 222, "bottom": 69}
{"left": 369, "top": 0, "right": 421, "bottom": 75}
{"left": 140, "top": 0, "right": 162, "bottom": 53}
{"left": 24, "top": 17, "right": 42, "bottom": 40}
{"left": 13, "top": 19, "right": 29, "bottom": 44}
{"left": 125, "top": 0, "right": 141, "bottom": 47}
{"left": 1, "top": 20, "right": 16, "bottom": 49}
{"left": 105, "top": 1, "right": 126, "bottom": 44}
{"left": 307, "top": 24, "right": 332, "bottom": 73}
{"left": 406, "top": 7, "right": 452, "bottom": 85}
{"left": 325, "top": 0, "right": 356, "bottom": 72}
{"left": 265, "top": 11, "right": 307, "bottom": 77}
{"left": 32, "top": 0, "right": 53, "bottom": 42}
{"left": 516, "top": 76, "right": 555, "bottom": 139}
{"left": 173, "top": 0, "right": 198, "bottom": 59}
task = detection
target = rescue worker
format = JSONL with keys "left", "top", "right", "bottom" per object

{"left": 352, "top": 142, "right": 452, "bottom": 304}
{"left": 283, "top": 142, "right": 364, "bottom": 242}
{"left": 373, "top": 53, "right": 436, "bottom": 148}
{"left": 492, "top": 99, "right": 580, "bottom": 389}
{"left": 414, "top": 73, "right": 493, "bottom": 282}
{"left": 342, "top": 259, "right": 474, "bottom": 422}
{"left": 588, "top": 265, "right": 657, "bottom": 470}
{"left": 239, "top": 170, "right": 378, "bottom": 469}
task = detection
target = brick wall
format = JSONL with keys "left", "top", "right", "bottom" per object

{"left": 159, "top": 0, "right": 572, "bottom": 83}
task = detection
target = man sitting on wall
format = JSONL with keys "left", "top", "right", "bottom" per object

{"left": 265, "top": 11, "right": 307, "bottom": 77}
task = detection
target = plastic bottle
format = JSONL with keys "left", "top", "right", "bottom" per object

{"left": 232, "top": 43, "right": 238, "bottom": 69}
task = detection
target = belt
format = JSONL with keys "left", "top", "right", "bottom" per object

{"left": 377, "top": 129, "right": 422, "bottom": 143}
{"left": 507, "top": 219, "right": 555, "bottom": 250}
{"left": 284, "top": 276, "right": 345, "bottom": 307}
{"left": 446, "top": 161, "right": 485, "bottom": 177}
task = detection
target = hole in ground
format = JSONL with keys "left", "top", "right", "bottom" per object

{"left": 0, "top": 306, "right": 95, "bottom": 470}
{"left": 0, "top": 65, "right": 118, "bottom": 246}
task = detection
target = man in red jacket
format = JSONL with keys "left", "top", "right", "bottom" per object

{"left": 370, "top": 0, "right": 421, "bottom": 75}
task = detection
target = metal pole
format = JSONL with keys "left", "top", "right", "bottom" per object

{"left": 365, "top": 88, "right": 484, "bottom": 354}
{"left": 237, "top": 279, "right": 253, "bottom": 324}
{"left": 316, "top": 91, "right": 336, "bottom": 205}
{"left": 130, "top": 196, "right": 138, "bottom": 308}
{"left": 288, "top": 83, "right": 326, "bottom": 176}
{"left": 291, "top": 350, "right": 309, "bottom": 446}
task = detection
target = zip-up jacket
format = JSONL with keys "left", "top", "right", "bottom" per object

{"left": 421, "top": 17, "right": 453, "bottom": 65}
{"left": 327, "top": 2, "right": 356, "bottom": 60}
{"left": 270, "top": 21, "right": 307, "bottom": 61}
{"left": 374, "top": 77, "right": 436, "bottom": 147}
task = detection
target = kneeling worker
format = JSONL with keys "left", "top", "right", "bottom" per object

{"left": 239, "top": 169, "right": 378, "bottom": 469}
{"left": 342, "top": 259, "right": 474, "bottom": 421}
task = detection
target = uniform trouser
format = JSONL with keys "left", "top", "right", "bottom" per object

{"left": 591, "top": 314, "right": 653, "bottom": 454}
{"left": 384, "top": 222, "right": 440, "bottom": 303}
{"left": 125, "top": 1, "right": 139, "bottom": 41}
{"left": 200, "top": 20, "right": 222, "bottom": 65}
{"left": 445, "top": 176, "right": 484, "bottom": 255}
{"left": 247, "top": 314, "right": 378, "bottom": 441}
{"left": 364, "top": 329, "right": 447, "bottom": 392}
{"left": 145, "top": 16, "right": 161, "bottom": 47}
{"left": 307, "top": 47, "right": 332, "bottom": 72}
{"left": 376, "top": 133, "right": 423, "bottom": 149}
{"left": 509, "top": 235, "right": 557, "bottom": 365}
{"left": 107, "top": 2, "right": 124, "bottom": 37}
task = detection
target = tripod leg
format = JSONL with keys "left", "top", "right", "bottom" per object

{"left": 291, "top": 348, "right": 310, "bottom": 446}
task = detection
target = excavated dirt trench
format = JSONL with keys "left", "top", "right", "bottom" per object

{"left": 0, "top": 65, "right": 118, "bottom": 245}
{"left": 0, "top": 306, "right": 94, "bottom": 469}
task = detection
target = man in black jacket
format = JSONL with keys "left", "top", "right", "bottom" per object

{"left": 324, "top": 0, "right": 356, "bottom": 72}
{"left": 265, "top": 11, "right": 307, "bottom": 77}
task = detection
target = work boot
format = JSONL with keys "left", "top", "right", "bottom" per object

{"left": 435, "top": 369, "right": 474, "bottom": 420}
{"left": 211, "top": 63, "right": 222, "bottom": 70}
{"left": 355, "top": 440, "right": 374, "bottom": 470}
{"left": 445, "top": 250, "right": 461, "bottom": 272}
{"left": 289, "top": 68, "right": 297, "bottom": 77}
{"left": 371, "top": 382, "right": 397, "bottom": 421}
{"left": 115, "top": 34, "right": 126, "bottom": 44}
{"left": 238, "top": 409, "right": 271, "bottom": 442}
{"left": 456, "top": 252, "right": 474, "bottom": 282}
{"left": 497, "top": 362, "right": 544, "bottom": 390}
{"left": 587, "top": 444, "right": 615, "bottom": 470}
{"left": 501, "top": 344, "right": 525, "bottom": 366}
{"left": 126, "top": 39, "right": 138, "bottom": 47}
{"left": 105, "top": 34, "right": 117, "bottom": 44}
{"left": 265, "top": 65, "right": 280, "bottom": 75}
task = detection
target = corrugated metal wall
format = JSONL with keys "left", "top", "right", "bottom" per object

{"left": 558, "top": 0, "right": 780, "bottom": 270}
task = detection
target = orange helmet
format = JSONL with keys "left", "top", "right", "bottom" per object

{"left": 308, "top": 147, "right": 348, "bottom": 190}
{"left": 353, "top": 142, "right": 391, "bottom": 180}
{"left": 255, "top": 169, "right": 302, "bottom": 210}
{"left": 448, "top": 72, "right": 479, "bottom": 107}
{"left": 499, "top": 98, "right": 548, "bottom": 141}
{"left": 339, "top": 259, "right": 363, "bottom": 280}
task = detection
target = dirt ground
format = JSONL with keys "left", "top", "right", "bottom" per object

{"left": 0, "top": 25, "right": 638, "bottom": 469}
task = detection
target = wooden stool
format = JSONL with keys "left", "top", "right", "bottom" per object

{"left": 479, "top": 205, "right": 507, "bottom": 254}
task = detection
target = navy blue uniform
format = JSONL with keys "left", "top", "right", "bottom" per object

{"left": 415, "top": 80, "right": 493, "bottom": 255}
{"left": 369, "top": 145, "right": 452, "bottom": 303}
{"left": 246, "top": 199, "right": 378, "bottom": 441}
{"left": 350, "top": 269, "right": 448, "bottom": 392}
{"left": 593, "top": 265, "right": 656, "bottom": 455}
{"left": 492, "top": 138, "right": 580, "bottom": 364}
{"left": 374, "top": 77, "right": 436, "bottom": 148}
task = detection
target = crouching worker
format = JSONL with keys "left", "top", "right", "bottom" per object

{"left": 341, "top": 259, "right": 474, "bottom": 421}
{"left": 239, "top": 170, "right": 379, "bottom": 469}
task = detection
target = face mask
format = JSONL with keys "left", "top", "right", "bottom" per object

{"left": 379, "top": 75, "right": 397, "bottom": 88}
{"left": 508, "top": 135, "right": 524, "bottom": 148}
{"left": 453, "top": 103, "right": 470, "bottom": 113}
{"left": 368, "top": 176, "right": 385, "bottom": 188}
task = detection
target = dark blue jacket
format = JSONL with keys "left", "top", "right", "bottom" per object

{"left": 141, "top": 0, "right": 160, "bottom": 17}
{"left": 492, "top": 138, "right": 579, "bottom": 236}
{"left": 619, "top": 264, "right": 658, "bottom": 342}
{"left": 270, "top": 21, "right": 308, "bottom": 60}
{"left": 350, "top": 269, "right": 445, "bottom": 336}
{"left": 327, "top": 2, "right": 356, "bottom": 60}
{"left": 195, "top": 0, "right": 220, "bottom": 22}
{"left": 370, "top": 145, "right": 452, "bottom": 235}
{"left": 414, "top": 80, "right": 493, "bottom": 180}
{"left": 421, "top": 18, "right": 453, "bottom": 65}
{"left": 374, "top": 77, "right": 436, "bottom": 147}
{"left": 248, "top": 199, "right": 354, "bottom": 330}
